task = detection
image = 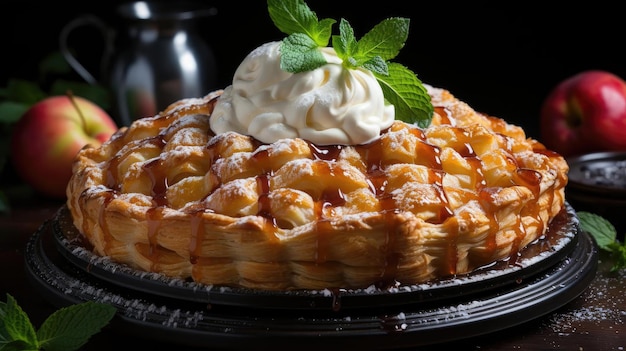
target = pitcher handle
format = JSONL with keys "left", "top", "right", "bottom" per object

{"left": 59, "top": 15, "right": 112, "bottom": 85}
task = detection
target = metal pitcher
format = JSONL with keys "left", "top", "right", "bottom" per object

{"left": 60, "top": 1, "right": 218, "bottom": 126}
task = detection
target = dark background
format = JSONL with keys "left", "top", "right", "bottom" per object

{"left": 2, "top": 0, "right": 625, "bottom": 140}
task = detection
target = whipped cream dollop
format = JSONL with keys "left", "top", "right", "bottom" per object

{"left": 210, "top": 41, "right": 395, "bottom": 145}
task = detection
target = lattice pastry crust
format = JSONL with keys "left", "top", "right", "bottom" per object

{"left": 66, "top": 86, "right": 569, "bottom": 290}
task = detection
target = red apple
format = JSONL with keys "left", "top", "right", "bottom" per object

{"left": 10, "top": 95, "right": 118, "bottom": 199}
{"left": 540, "top": 70, "right": 626, "bottom": 158}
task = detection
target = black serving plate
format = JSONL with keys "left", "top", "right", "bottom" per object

{"left": 50, "top": 204, "right": 581, "bottom": 310}
{"left": 566, "top": 151, "right": 626, "bottom": 236}
{"left": 567, "top": 151, "right": 626, "bottom": 194}
{"left": 24, "top": 203, "right": 598, "bottom": 350}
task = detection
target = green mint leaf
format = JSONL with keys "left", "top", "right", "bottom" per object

{"left": 362, "top": 56, "right": 388, "bottom": 76}
{"left": 332, "top": 19, "right": 358, "bottom": 66}
{"left": 0, "top": 295, "right": 39, "bottom": 350}
{"left": 375, "top": 63, "right": 433, "bottom": 127}
{"left": 267, "top": 0, "right": 433, "bottom": 126}
{"left": 606, "top": 242, "right": 626, "bottom": 271}
{"left": 0, "top": 300, "right": 10, "bottom": 344}
{"left": 578, "top": 211, "right": 617, "bottom": 251}
{"left": 36, "top": 301, "right": 115, "bottom": 351}
{"left": 267, "top": 0, "right": 335, "bottom": 46}
{"left": 0, "top": 340, "right": 35, "bottom": 351}
{"left": 333, "top": 17, "right": 408, "bottom": 69}
{"left": 578, "top": 211, "right": 626, "bottom": 271}
{"left": 281, "top": 33, "right": 328, "bottom": 73}
{"left": 353, "top": 17, "right": 409, "bottom": 63}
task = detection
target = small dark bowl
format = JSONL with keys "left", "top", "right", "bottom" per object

{"left": 566, "top": 151, "right": 626, "bottom": 238}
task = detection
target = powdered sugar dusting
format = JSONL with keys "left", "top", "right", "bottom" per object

{"left": 542, "top": 263, "right": 626, "bottom": 336}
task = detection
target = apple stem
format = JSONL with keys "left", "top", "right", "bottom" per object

{"left": 67, "top": 90, "right": 88, "bottom": 130}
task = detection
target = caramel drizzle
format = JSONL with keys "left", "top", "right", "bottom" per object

{"left": 146, "top": 206, "right": 165, "bottom": 270}
{"left": 90, "top": 100, "right": 550, "bottom": 288}
{"left": 189, "top": 212, "right": 204, "bottom": 265}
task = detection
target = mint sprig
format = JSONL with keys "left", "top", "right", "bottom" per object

{"left": 0, "top": 294, "right": 116, "bottom": 351}
{"left": 266, "top": 0, "right": 434, "bottom": 126}
{"left": 268, "top": 0, "right": 335, "bottom": 47}
{"left": 281, "top": 33, "right": 328, "bottom": 73}
{"left": 578, "top": 211, "right": 626, "bottom": 271}
{"left": 376, "top": 63, "right": 433, "bottom": 128}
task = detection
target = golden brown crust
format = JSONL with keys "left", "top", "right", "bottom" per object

{"left": 66, "top": 85, "right": 568, "bottom": 290}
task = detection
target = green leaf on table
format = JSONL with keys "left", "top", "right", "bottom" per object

{"left": 0, "top": 294, "right": 116, "bottom": 351}
{"left": 579, "top": 211, "right": 626, "bottom": 271}
{"left": 606, "top": 241, "right": 626, "bottom": 272}
{"left": 36, "top": 301, "right": 116, "bottom": 351}
{"left": 578, "top": 211, "right": 617, "bottom": 250}
{"left": 0, "top": 294, "right": 39, "bottom": 350}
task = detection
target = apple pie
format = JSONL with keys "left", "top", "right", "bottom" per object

{"left": 66, "top": 85, "right": 569, "bottom": 291}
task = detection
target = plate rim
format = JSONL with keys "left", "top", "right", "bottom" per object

{"left": 50, "top": 204, "right": 580, "bottom": 310}
{"left": 24, "top": 214, "right": 599, "bottom": 349}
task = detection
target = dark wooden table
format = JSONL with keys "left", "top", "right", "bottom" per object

{"left": 1, "top": 194, "right": 625, "bottom": 350}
